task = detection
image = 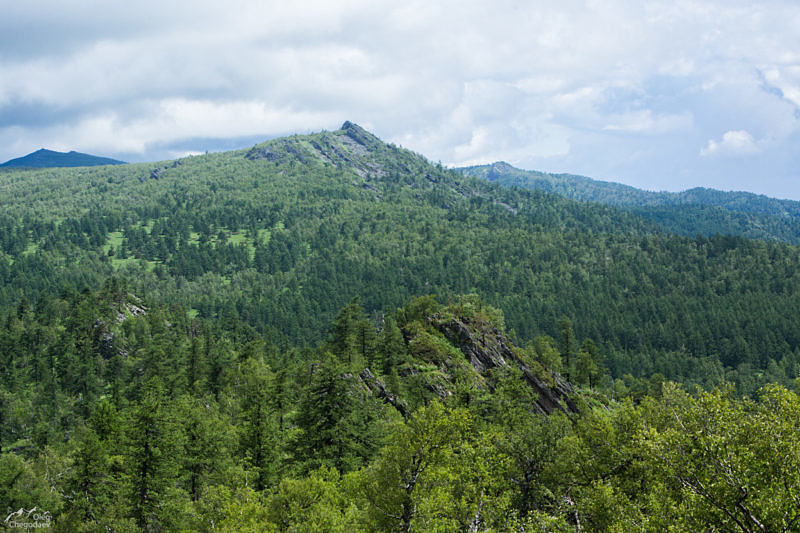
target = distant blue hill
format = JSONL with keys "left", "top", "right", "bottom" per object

{"left": 459, "top": 161, "right": 800, "bottom": 244}
{"left": 0, "top": 148, "right": 126, "bottom": 168}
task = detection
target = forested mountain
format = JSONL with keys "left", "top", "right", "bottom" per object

{"left": 2, "top": 122, "right": 800, "bottom": 530}
{"left": 460, "top": 161, "right": 800, "bottom": 243}
{"left": 0, "top": 148, "right": 126, "bottom": 168}
{"left": 1, "top": 122, "right": 799, "bottom": 391}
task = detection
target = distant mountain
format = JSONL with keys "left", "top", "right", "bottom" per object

{"left": 0, "top": 148, "right": 126, "bottom": 168}
{"left": 459, "top": 161, "right": 800, "bottom": 243}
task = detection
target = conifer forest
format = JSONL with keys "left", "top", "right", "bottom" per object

{"left": 1, "top": 123, "right": 799, "bottom": 531}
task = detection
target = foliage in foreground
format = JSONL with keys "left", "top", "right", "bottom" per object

{"left": 1, "top": 287, "right": 799, "bottom": 531}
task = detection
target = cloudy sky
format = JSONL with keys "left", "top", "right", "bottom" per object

{"left": 2, "top": 1, "right": 800, "bottom": 198}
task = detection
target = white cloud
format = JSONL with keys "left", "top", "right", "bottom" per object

{"left": 0, "top": 100, "right": 340, "bottom": 158}
{"left": 700, "top": 130, "right": 761, "bottom": 157}
{"left": 2, "top": 0, "right": 800, "bottom": 196}
{"left": 603, "top": 110, "right": 693, "bottom": 134}
{"left": 658, "top": 58, "right": 696, "bottom": 77}
{"left": 762, "top": 67, "right": 800, "bottom": 108}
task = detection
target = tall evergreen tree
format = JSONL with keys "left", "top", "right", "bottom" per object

{"left": 178, "top": 395, "right": 235, "bottom": 501}
{"left": 576, "top": 339, "right": 602, "bottom": 389}
{"left": 238, "top": 357, "right": 279, "bottom": 491}
{"left": 327, "top": 296, "right": 368, "bottom": 367}
{"left": 377, "top": 315, "right": 407, "bottom": 375}
{"left": 185, "top": 336, "right": 207, "bottom": 395}
{"left": 124, "top": 378, "right": 185, "bottom": 531}
{"left": 291, "top": 354, "right": 380, "bottom": 474}
{"left": 558, "top": 316, "right": 576, "bottom": 383}
{"left": 63, "top": 426, "right": 113, "bottom": 527}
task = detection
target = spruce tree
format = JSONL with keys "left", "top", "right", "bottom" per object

{"left": 377, "top": 315, "right": 407, "bottom": 375}
{"left": 576, "top": 339, "right": 601, "bottom": 389}
{"left": 64, "top": 426, "right": 112, "bottom": 526}
{"left": 327, "top": 296, "right": 368, "bottom": 367}
{"left": 291, "top": 354, "right": 380, "bottom": 474}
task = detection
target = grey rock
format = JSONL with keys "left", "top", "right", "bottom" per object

{"left": 359, "top": 367, "right": 409, "bottom": 418}
{"left": 432, "top": 314, "right": 578, "bottom": 415}
{"left": 246, "top": 144, "right": 282, "bottom": 161}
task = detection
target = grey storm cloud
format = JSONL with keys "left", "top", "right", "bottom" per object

{"left": 1, "top": 0, "right": 800, "bottom": 197}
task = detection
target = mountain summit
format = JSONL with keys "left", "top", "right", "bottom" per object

{"left": 245, "top": 121, "right": 399, "bottom": 182}
{"left": 0, "top": 148, "right": 126, "bottom": 168}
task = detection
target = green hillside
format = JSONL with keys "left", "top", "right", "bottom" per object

{"left": 2, "top": 123, "right": 800, "bottom": 531}
{"left": 1, "top": 122, "right": 799, "bottom": 392}
{"left": 460, "top": 161, "right": 800, "bottom": 243}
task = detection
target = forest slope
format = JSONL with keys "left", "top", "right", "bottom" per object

{"left": 0, "top": 123, "right": 799, "bottom": 392}
{"left": 460, "top": 161, "right": 800, "bottom": 243}
{"left": 2, "top": 287, "right": 798, "bottom": 531}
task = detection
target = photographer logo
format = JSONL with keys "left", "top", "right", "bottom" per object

{"left": 4, "top": 507, "right": 51, "bottom": 529}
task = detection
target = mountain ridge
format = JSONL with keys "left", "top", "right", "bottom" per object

{"left": 0, "top": 148, "right": 127, "bottom": 168}
{"left": 463, "top": 160, "right": 800, "bottom": 213}
{"left": 2, "top": 122, "right": 800, "bottom": 531}
{"left": 459, "top": 161, "right": 800, "bottom": 243}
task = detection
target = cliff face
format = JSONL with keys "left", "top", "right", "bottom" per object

{"left": 359, "top": 367, "right": 408, "bottom": 418}
{"left": 430, "top": 314, "right": 578, "bottom": 415}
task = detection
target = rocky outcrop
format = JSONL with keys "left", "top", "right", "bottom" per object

{"left": 115, "top": 295, "right": 147, "bottom": 323}
{"left": 244, "top": 123, "right": 387, "bottom": 183}
{"left": 432, "top": 315, "right": 578, "bottom": 415}
{"left": 359, "top": 368, "right": 409, "bottom": 418}
{"left": 340, "top": 121, "right": 376, "bottom": 147}
{"left": 494, "top": 201, "right": 518, "bottom": 215}
{"left": 246, "top": 144, "right": 282, "bottom": 162}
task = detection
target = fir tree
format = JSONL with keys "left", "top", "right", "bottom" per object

{"left": 124, "top": 378, "right": 185, "bottom": 530}
{"left": 238, "top": 357, "right": 279, "bottom": 491}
